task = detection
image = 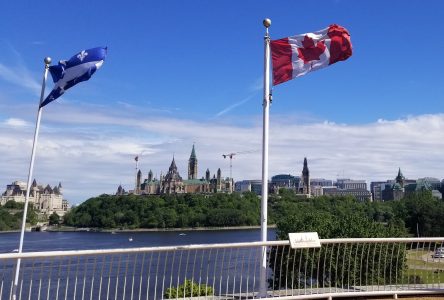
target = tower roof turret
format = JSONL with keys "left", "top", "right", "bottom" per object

{"left": 190, "top": 144, "right": 197, "bottom": 160}
{"left": 396, "top": 167, "right": 405, "bottom": 183}
{"left": 302, "top": 157, "right": 309, "bottom": 175}
{"left": 169, "top": 156, "right": 177, "bottom": 171}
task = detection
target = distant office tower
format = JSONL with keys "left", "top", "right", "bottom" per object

{"left": 310, "top": 178, "right": 333, "bottom": 187}
{"left": 323, "top": 186, "right": 372, "bottom": 202}
{"left": 234, "top": 179, "right": 264, "bottom": 195}
{"left": 335, "top": 179, "right": 367, "bottom": 190}
{"left": 271, "top": 174, "right": 300, "bottom": 189}
{"left": 370, "top": 181, "right": 391, "bottom": 202}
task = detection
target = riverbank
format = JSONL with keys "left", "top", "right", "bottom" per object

{"left": 42, "top": 224, "right": 277, "bottom": 233}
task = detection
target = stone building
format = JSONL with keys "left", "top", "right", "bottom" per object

{"left": 123, "top": 145, "right": 233, "bottom": 195}
{"left": 1, "top": 180, "right": 69, "bottom": 216}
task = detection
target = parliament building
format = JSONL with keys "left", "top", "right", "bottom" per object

{"left": 116, "top": 145, "right": 233, "bottom": 195}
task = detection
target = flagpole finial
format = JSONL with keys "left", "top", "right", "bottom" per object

{"left": 263, "top": 18, "right": 271, "bottom": 28}
{"left": 44, "top": 57, "right": 52, "bottom": 65}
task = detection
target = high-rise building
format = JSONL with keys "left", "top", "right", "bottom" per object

{"left": 335, "top": 179, "right": 367, "bottom": 190}
{"left": 271, "top": 174, "right": 300, "bottom": 189}
{"left": 310, "top": 178, "right": 333, "bottom": 187}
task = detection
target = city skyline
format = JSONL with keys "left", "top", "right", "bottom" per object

{"left": 1, "top": 0, "right": 444, "bottom": 203}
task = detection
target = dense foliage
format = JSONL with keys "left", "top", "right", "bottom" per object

{"left": 62, "top": 190, "right": 444, "bottom": 238}
{"left": 268, "top": 192, "right": 408, "bottom": 289}
{"left": 270, "top": 189, "right": 444, "bottom": 237}
{"left": 63, "top": 192, "right": 261, "bottom": 229}
{"left": 164, "top": 280, "right": 213, "bottom": 299}
{"left": 0, "top": 201, "right": 38, "bottom": 231}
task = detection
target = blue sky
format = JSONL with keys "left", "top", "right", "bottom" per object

{"left": 1, "top": 0, "right": 444, "bottom": 203}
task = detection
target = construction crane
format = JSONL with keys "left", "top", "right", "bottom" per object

{"left": 133, "top": 150, "right": 146, "bottom": 192}
{"left": 222, "top": 150, "right": 258, "bottom": 181}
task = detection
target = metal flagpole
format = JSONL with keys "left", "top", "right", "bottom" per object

{"left": 259, "top": 18, "right": 271, "bottom": 298}
{"left": 12, "top": 56, "right": 51, "bottom": 300}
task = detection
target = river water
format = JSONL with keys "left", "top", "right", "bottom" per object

{"left": 0, "top": 228, "right": 277, "bottom": 253}
{"left": 0, "top": 229, "right": 280, "bottom": 299}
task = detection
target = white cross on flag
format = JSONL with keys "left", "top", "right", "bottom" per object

{"left": 270, "top": 24, "right": 352, "bottom": 85}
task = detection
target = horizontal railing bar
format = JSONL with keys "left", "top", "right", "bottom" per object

{"left": 264, "top": 289, "right": 444, "bottom": 300}
{"left": 321, "top": 237, "right": 444, "bottom": 244}
{"left": 1, "top": 237, "right": 443, "bottom": 259}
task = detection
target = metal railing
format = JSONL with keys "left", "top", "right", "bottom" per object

{"left": 1, "top": 237, "right": 444, "bottom": 299}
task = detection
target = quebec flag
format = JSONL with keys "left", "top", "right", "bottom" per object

{"left": 40, "top": 47, "right": 107, "bottom": 108}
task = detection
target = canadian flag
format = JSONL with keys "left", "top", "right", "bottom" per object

{"left": 270, "top": 24, "right": 352, "bottom": 85}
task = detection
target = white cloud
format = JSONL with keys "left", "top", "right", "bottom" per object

{"left": 3, "top": 118, "right": 29, "bottom": 127}
{"left": 1, "top": 103, "right": 444, "bottom": 205}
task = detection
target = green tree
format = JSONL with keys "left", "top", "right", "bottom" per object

{"left": 270, "top": 196, "right": 407, "bottom": 289}
{"left": 48, "top": 212, "right": 60, "bottom": 225}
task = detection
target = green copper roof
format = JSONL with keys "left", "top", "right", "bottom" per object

{"left": 190, "top": 144, "right": 197, "bottom": 159}
{"left": 416, "top": 178, "right": 432, "bottom": 191}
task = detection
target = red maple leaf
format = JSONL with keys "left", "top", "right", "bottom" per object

{"left": 297, "top": 35, "right": 326, "bottom": 64}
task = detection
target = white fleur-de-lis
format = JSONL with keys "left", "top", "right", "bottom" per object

{"left": 77, "top": 50, "right": 88, "bottom": 62}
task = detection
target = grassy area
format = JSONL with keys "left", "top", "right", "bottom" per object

{"left": 405, "top": 268, "right": 444, "bottom": 284}
{"left": 406, "top": 249, "right": 444, "bottom": 284}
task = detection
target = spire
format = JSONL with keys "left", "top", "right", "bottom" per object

{"left": 395, "top": 167, "right": 405, "bottom": 187}
{"left": 301, "top": 157, "right": 310, "bottom": 195}
{"left": 32, "top": 179, "right": 37, "bottom": 188}
{"left": 190, "top": 144, "right": 197, "bottom": 159}
{"left": 205, "top": 168, "right": 210, "bottom": 181}
{"left": 188, "top": 144, "right": 198, "bottom": 180}
{"left": 169, "top": 156, "right": 177, "bottom": 171}
{"left": 302, "top": 157, "right": 309, "bottom": 175}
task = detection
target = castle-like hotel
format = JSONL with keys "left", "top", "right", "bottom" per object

{"left": 1, "top": 179, "right": 69, "bottom": 216}
{"left": 117, "top": 145, "right": 233, "bottom": 195}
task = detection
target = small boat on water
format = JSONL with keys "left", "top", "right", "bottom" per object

{"left": 128, "top": 237, "right": 133, "bottom": 242}
{"left": 111, "top": 231, "right": 116, "bottom": 234}
{"left": 179, "top": 233, "right": 187, "bottom": 236}
{"left": 11, "top": 249, "right": 19, "bottom": 253}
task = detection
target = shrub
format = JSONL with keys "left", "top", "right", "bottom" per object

{"left": 164, "top": 279, "right": 213, "bottom": 299}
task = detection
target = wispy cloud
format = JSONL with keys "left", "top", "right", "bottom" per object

{"left": 0, "top": 42, "right": 41, "bottom": 95}
{"left": 0, "top": 63, "right": 40, "bottom": 95}
{"left": 214, "top": 92, "right": 258, "bottom": 118}
{"left": 30, "top": 41, "right": 45, "bottom": 46}
{"left": 1, "top": 98, "right": 443, "bottom": 204}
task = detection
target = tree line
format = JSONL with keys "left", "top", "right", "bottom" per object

{"left": 0, "top": 201, "right": 38, "bottom": 231}
{"left": 1, "top": 189, "right": 443, "bottom": 238}
{"left": 63, "top": 192, "right": 261, "bottom": 229}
